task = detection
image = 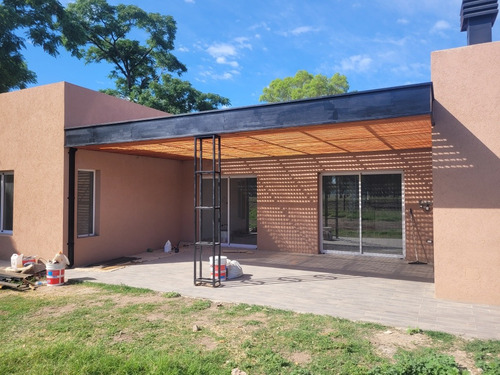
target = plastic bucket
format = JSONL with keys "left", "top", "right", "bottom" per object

{"left": 209, "top": 256, "right": 227, "bottom": 281}
{"left": 46, "top": 262, "right": 66, "bottom": 286}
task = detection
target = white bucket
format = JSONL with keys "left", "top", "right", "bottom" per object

{"left": 46, "top": 262, "right": 66, "bottom": 286}
{"left": 209, "top": 256, "right": 227, "bottom": 281}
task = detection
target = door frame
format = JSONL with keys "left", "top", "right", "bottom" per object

{"left": 319, "top": 170, "right": 406, "bottom": 258}
{"left": 220, "top": 175, "right": 257, "bottom": 249}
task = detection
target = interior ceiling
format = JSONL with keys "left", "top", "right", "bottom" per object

{"left": 80, "top": 115, "right": 432, "bottom": 160}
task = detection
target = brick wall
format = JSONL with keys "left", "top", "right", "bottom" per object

{"left": 221, "top": 148, "right": 433, "bottom": 263}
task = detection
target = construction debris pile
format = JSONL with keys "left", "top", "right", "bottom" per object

{"left": 0, "top": 252, "right": 69, "bottom": 291}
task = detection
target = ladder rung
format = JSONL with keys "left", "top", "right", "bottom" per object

{"left": 195, "top": 206, "right": 221, "bottom": 210}
{"left": 195, "top": 241, "right": 221, "bottom": 246}
{"left": 195, "top": 170, "right": 221, "bottom": 175}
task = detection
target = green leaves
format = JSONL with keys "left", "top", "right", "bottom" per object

{"left": 259, "top": 70, "right": 350, "bottom": 103}
{"left": 64, "top": 0, "right": 228, "bottom": 114}
{"left": 63, "top": 0, "right": 186, "bottom": 94}
{"left": 0, "top": 0, "right": 65, "bottom": 92}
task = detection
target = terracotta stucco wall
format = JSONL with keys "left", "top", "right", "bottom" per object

{"left": 74, "top": 150, "right": 184, "bottom": 266}
{"left": 0, "top": 81, "right": 171, "bottom": 263}
{"left": 179, "top": 148, "right": 433, "bottom": 261}
{"left": 64, "top": 82, "right": 168, "bottom": 128}
{"left": 0, "top": 83, "right": 66, "bottom": 261}
{"left": 431, "top": 42, "right": 500, "bottom": 305}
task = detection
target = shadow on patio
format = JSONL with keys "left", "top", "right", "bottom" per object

{"left": 111, "top": 245, "right": 434, "bottom": 284}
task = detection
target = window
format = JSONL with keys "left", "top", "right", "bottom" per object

{"left": 77, "top": 170, "right": 95, "bottom": 237}
{"left": 0, "top": 172, "right": 14, "bottom": 234}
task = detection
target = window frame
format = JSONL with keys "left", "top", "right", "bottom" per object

{"left": 0, "top": 171, "right": 14, "bottom": 234}
{"left": 319, "top": 170, "right": 405, "bottom": 258}
{"left": 77, "top": 169, "right": 96, "bottom": 238}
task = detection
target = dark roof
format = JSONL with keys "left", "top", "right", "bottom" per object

{"left": 65, "top": 82, "right": 433, "bottom": 147}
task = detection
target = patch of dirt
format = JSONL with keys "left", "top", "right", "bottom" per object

{"left": 371, "top": 329, "right": 433, "bottom": 358}
{"left": 370, "top": 329, "right": 480, "bottom": 374}
{"left": 287, "top": 351, "right": 312, "bottom": 365}
{"left": 112, "top": 330, "right": 134, "bottom": 343}
{"left": 448, "top": 349, "right": 480, "bottom": 375}
{"left": 198, "top": 335, "right": 219, "bottom": 351}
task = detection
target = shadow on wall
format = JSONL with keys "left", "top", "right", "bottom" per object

{"left": 433, "top": 101, "right": 500, "bottom": 209}
{"left": 222, "top": 148, "right": 434, "bottom": 263}
{"left": 0, "top": 235, "right": 17, "bottom": 261}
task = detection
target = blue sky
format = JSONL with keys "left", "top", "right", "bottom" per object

{"left": 24, "top": 0, "right": 499, "bottom": 108}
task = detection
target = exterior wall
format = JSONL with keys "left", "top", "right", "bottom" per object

{"left": 218, "top": 148, "right": 433, "bottom": 262}
{"left": 431, "top": 42, "right": 500, "bottom": 305}
{"left": 0, "top": 83, "right": 66, "bottom": 261}
{"left": 74, "top": 150, "right": 184, "bottom": 266}
{"left": 64, "top": 82, "right": 168, "bottom": 129}
{"left": 0, "top": 82, "right": 170, "bottom": 264}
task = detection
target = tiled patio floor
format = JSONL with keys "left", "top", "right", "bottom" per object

{"left": 58, "top": 247, "right": 500, "bottom": 340}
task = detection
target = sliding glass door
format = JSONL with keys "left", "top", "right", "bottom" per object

{"left": 322, "top": 175, "right": 360, "bottom": 252}
{"left": 202, "top": 177, "right": 257, "bottom": 247}
{"left": 321, "top": 173, "right": 403, "bottom": 256}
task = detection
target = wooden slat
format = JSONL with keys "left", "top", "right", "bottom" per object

{"left": 81, "top": 115, "right": 432, "bottom": 160}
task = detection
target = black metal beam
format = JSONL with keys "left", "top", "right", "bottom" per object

{"left": 65, "top": 83, "right": 433, "bottom": 148}
{"left": 67, "top": 147, "right": 77, "bottom": 267}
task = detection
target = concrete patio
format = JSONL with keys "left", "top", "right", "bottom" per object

{"left": 59, "top": 247, "right": 500, "bottom": 340}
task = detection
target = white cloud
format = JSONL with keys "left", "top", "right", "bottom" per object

{"left": 177, "top": 46, "right": 189, "bottom": 53}
{"left": 202, "top": 38, "right": 253, "bottom": 81}
{"left": 216, "top": 57, "right": 239, "bottom": 68}
{"left": 206, "top": 43, "right": 238, "bottom": 58}
{"left": 184, "top": 0, "right": 195, "bottom": 3}
{"left": 234, "top": 37, "right": 252, "bottom": 50}
{"left": 397, "top": 18, "right": 409, "bottom": 25}
{"left": 339, "top": 55, "right": 373, "bottom": 73}
{"left": 200, "top": 70, "right": 238, "bottom": 81}
{"left": 431, "top": 20, "right": 451, "bottom": 34}
{"left": 249, "top": 22, "right": 271, "bottom": 32}
{"left": 290, "top": 26, "right": 318, "bottom": 35}
{"left": 278, "top": 26, "right": 320, "bottom": 37}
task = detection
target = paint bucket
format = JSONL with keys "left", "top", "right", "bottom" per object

{"left": 46, "top": 262, "right": 66, "bottom": 286}
{"left": 209, "top": 256, "right": 227, "bottom": 281}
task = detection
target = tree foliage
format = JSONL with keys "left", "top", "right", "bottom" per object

{"left": 0, "top": 0, "right": 65, "bottom": 92}
{"left": 259, "top": 70, "right": 349, "bottom": 103}
{"left": 63, "top": 0, "right": 229, "bottom": 113}
{"left": 103, "top": 73, "right": 230, "bottom": 115}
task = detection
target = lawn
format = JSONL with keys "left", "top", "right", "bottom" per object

{"left": 0, "top": 282, "right": 499, "bottom": 375}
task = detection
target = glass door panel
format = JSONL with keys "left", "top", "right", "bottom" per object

{"left": 228, "top": 178, "right": 257, "bottom": 246}
{"left": 361, "top": 174, "right": 403, "bottom": 255}
{"left": 322, "top": 175, "right": 360, "bottom": 252}
{"left": 202, "top": 177, "right": 257, "bottom": 247}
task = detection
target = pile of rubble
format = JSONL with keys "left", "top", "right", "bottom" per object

{"left": 0, "top": 252, "right": 69, "bottom": 291}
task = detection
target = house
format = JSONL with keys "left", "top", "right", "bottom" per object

{"left": 0, "top": 1, "right": 498, "bottom": 305}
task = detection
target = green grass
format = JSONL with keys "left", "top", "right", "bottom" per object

{"left": 0, "top": 282, "right": 498, "bottom": 375}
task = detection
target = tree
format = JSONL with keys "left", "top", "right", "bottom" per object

{"left": 63, "top": 0, "right": 229, "bottom": 113}
{"left": 0, "top": 0, "right": 65, "bottom": 92}
{"left": 102, "top": 74, "right": 230, "bottom": 114}
{"left": 259, "top": 70, "right": 349, "bottom": 103}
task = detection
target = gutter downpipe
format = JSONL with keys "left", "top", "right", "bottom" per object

{"left": 68, "top": 147, "right": 77, "bottom": 267}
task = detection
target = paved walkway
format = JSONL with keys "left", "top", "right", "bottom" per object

{"left": 59, "top": 247, "right": 500, "bottom": 340}
{"left": 4, "top": 248, "right": 498, "bottom": 340}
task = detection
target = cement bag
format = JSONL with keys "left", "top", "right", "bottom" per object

{"left": 227, "top": 259, "right": 243, "bottom": 279}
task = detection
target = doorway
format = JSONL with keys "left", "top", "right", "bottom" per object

{"left": 321, "top": 173, "right": 404, "bottom": 256}
{"left": 202, "top": 177, "right": 257, "bottom": 248}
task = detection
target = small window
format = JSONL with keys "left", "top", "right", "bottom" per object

{"left": 0, "top": 172, "right": 14, "bottom": 234}
{"left": 77, "top": 170, "right": 95, "bottom": 237}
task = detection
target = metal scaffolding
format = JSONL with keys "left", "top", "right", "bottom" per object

{"left": 193, "top": 134, "right": 222, "bottom": 287}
